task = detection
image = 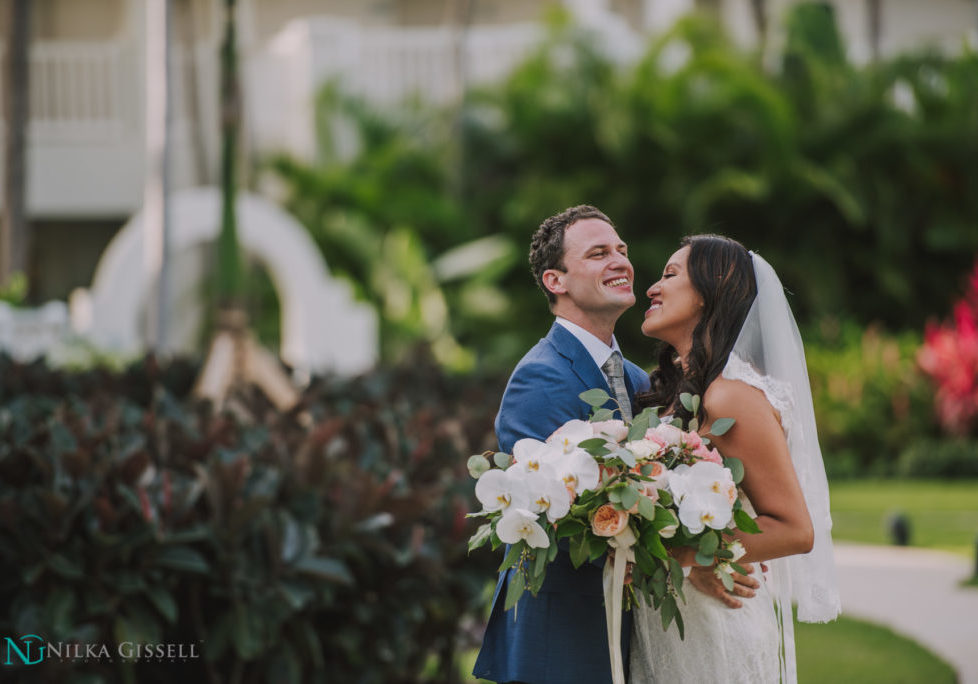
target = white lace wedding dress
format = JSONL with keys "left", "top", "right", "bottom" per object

{"left": 629, "top": 356, "right": 796, "bottom": 684}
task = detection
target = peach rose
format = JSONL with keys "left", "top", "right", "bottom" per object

{"left": 591, "top": 503, "right": 629, "bottom": 537}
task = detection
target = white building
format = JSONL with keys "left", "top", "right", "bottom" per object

{"left": 0, "top": 0, "right": 974, "bottom": 330}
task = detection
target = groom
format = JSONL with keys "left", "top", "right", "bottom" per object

{"left": 473, "top": 205, "right": 650, "bottom": 684}
{"left": 473, "top": 206, "right": 760, "bottom": 684}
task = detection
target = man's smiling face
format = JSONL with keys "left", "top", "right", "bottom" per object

{"left": 545, "top": 218, "right": 635, "bottom": 320}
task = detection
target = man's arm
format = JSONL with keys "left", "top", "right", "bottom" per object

{"left": 496, "top": 361, "right": 588, "bottom": 452}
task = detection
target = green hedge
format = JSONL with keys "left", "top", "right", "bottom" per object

{"left": 0, "top": 353, "right": 502, "bottom": 683}
{"left": 805, "top": 323, "right": 939, "bottom": 478}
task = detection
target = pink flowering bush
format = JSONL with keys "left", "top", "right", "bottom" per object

{"left": 918, "top": 261, "right": 978, "bottom": 436}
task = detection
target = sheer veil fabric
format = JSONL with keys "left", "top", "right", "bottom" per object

{"left": 724, "top": 251, "right": 841, "bottom": 624}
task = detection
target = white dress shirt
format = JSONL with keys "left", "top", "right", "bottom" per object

{"left": 555, "top": 317, "right": 621, "bottom": 386}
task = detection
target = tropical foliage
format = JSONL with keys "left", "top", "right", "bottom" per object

{"left": 0, "top": 353, "right": 501, "bottom": 683}
{"left": 270, "top": 7, "right": 978, "bottom": 373}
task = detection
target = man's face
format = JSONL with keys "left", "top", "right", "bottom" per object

{"left": 545, "top": 218, "right": 635, "bottom": 318}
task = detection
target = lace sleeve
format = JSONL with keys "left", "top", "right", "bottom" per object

{"left": 721, "top": 353, "right": 794, "bottom": 434}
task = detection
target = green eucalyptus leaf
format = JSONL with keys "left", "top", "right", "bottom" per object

{"left": 467, "top": 454, "right": 491, "bottom": 478}
{"left": 637, "top": 495, "right": 656, "bottom": 521}
{"left": 710, "top": 417, "right": 736, "bottom": 436}
{"left": 725, "top": 456, "right": 745, "bottom": 484}
{"left": 698, "top": 532, "right": 719, "bottom": 557}
{"left": 612, "top": 447, "right": 637, "bottom": 468}
{"left": 580, "top": 388, "right": 611, "bottom": 407}
{"left": 679, "top": 393, "right": 695, "bottom": 413}
{"left": 591, "top": 408, "right": 616, "bottom": 422}
{"left": 628, "top": 408, "right": 654, "bottom": 440}
{"left": 619, "top": 485, "right": 640, "bottom": 511}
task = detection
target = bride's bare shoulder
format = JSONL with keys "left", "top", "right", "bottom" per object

{"left": 703, "top": 376, "right": 772, "bottom": 420}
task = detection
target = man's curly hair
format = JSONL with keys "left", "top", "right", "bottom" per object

{"left": 529, "top": 205, "right": 614, "bottom": 308}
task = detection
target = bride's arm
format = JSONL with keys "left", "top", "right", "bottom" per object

{"left": 703, "top": 378, "right": 814, "bottom": 564}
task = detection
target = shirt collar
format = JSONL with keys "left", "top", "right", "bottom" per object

{"left": 555, "top": 317, "right": 621, "bottom": 370}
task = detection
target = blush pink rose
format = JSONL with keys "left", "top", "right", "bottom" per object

{"left": 591, "top": 504, "right": 629, "bottom": 537}
{"left": 627, "top": 483, "right": 661, "bottom": 514}
{"left": 697, "top": 446, "right": 723, "bottom": 464}
{"left": 647, "top": 423, "right": 683, "bottom": 447}
{"left": 684, "top": 430, "right": 704, "bottom": 451}
{"left": 591, "top": 419, "right": 629, "bottom": 443}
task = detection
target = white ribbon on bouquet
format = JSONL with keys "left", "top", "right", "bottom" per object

{"left": 602, "top": 527, "right": 636, "bottom": 684}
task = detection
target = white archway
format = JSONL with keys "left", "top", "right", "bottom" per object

{"left": 71, "top": 186, "right": 377, "bottom": 377}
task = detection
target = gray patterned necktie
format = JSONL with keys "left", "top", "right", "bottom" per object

{"left": 601, "top": 351, "right": 632, "bottom": 422}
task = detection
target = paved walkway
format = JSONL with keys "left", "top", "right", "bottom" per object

{"left": 834, "top": 542, "right": 978, "bottom": 684}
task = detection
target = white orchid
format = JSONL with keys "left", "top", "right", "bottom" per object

{"left": 669, "top": 461, "right": 736, "bottom": 534}
{"left": 553, "top": 448, "right": 601, "bottom": 497}
{"left": 511, "top": 438, "right": 559, "bottom": 476}
{"left": 668, "top": 461, "right": 734, "bottom": 503}
{"left": 475, "top": 468, "right": 529, "bottom": 513}
{"left": 496, "top": 508, "right": 550, "bottom": 548}
{"left": 524, "top": 471, "right": 572, "bottom": 522}
{"left": 546, "top": 420, "right": 594, "bottom": 453}
{"left": 677, "top": 493, "right": 733, "bottom": 534}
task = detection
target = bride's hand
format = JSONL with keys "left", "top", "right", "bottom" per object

{"left": 687, "top": 564, "right": 760, "bottom": 609}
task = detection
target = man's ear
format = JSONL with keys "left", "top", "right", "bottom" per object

{"left": 541, "top": 269, "right": 566, "bottom": 297}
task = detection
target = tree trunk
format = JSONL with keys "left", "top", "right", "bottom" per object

{"left": 750, "top": 0, "right": 768, "bottom": 48}
{"left": 216, "top": 0, "right": 241, "bottom": 308}
{"left": 1, "top": 0, "right": 31, "bottom": 288}
{"left": 867, "top": 0, "right": 882, "bottom": 62}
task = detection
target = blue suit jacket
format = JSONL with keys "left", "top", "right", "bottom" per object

{"left": 473, "top": 323, "right": 651, "bottom": 684}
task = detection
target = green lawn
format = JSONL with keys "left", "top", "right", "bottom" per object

{"left": 829, "top": 479, "right": 978, "bottom": 555}
{"left": 796, "top": 614, "right": 955, "bottom": 683}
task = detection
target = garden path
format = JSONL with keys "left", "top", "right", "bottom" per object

{"left": 834, "top": 542, "right": 978, "bottom": 684}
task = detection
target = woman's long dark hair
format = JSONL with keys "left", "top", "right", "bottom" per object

{"left": 637, "top": 234, "right": 757, "bottom": 425}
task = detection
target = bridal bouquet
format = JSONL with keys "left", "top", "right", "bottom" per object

{"left": 467, "top": 389, "right": 759, "bottom": 642}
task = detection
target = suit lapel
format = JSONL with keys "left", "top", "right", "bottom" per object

{"left": 546, "top": 323, "right": 611, "bottom": 395}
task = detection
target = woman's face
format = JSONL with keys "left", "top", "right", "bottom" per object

{"left": 641, "top": 245, "right": 704, "bottom": 352}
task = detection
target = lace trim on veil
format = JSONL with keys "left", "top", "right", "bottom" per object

{"left": 722, "top": 353, "right": 794, "bottom": 434}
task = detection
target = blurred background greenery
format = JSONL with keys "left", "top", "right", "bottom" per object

{"left": 268, "top": 6, "right": 978, "bottom": 477}
{"left": 3, "top": 2, "right": 977, "bottom": 682}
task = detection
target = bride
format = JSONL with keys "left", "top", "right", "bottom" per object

{"left": 630, "top": 235, "right": 840, "bottom": 683}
